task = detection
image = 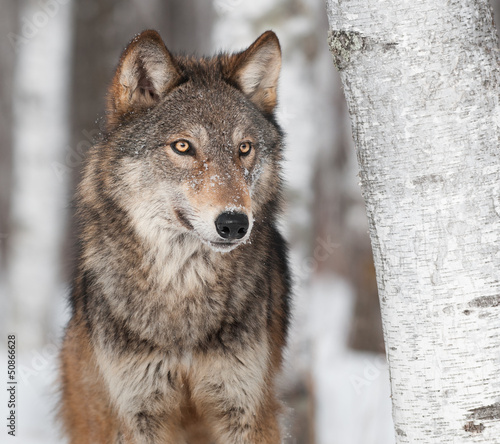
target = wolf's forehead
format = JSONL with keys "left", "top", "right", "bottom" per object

{"left": 160, "top": 82, "right": 263, "bottom": 144}
{"left": 186, "top": 124, "right": 209, "bottom": 145}
{"left": 179, "top": 122, "right": 251, "bottom": 146}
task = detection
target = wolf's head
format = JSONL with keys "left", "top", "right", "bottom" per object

{"left": 83, "top": 30, "right": 283, "bottom": 253}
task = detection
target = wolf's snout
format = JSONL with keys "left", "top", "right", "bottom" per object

{"left": 215, "top": 212, "right": 249, "bottom": 240}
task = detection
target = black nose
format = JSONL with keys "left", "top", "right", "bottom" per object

{"left": 215, "top": 212, "right": 249, "bottom": 240}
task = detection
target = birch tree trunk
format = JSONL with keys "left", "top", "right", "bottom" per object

{"left": 326, "top": 0, "right": 500, "bottom": 442}
{"left": 8, "top": 0, "right": 73, "bottom": 349}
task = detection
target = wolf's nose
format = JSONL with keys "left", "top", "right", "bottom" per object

{"left": 215, "top": 212, "right": 249, "bottom": 240}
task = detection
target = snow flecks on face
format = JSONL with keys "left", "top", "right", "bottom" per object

{"left": 256, "top": 130, "right": 268, "bottom": 152}
{"left": 249, "top": 162, "right": 264, "bottom": 196}
{"left": 223, "top": 204, "right": 245, "bottom": 214}
{"left": 209, "top": 174, "right": 224, "bottom": 187}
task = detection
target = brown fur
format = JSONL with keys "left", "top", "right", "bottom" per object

{"left": 60, "top": 311, "right": 119, "bottom": 443}
{"left": 60, "top": 30, "right": 291, "bottom": 444}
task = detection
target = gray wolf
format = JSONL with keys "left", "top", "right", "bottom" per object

{"left": 59, "top": 29, "right": 291, "bottom": 444}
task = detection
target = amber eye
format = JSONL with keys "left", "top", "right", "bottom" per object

{"left": 171, "top": 140, "right": 193, "bottom": 155}
{"left": 239, "top": 141, "right": 252, "bottom": 156}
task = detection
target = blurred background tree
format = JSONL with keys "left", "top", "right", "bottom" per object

{"left": 0, "top": 1, "right": 19, "bottom": 332}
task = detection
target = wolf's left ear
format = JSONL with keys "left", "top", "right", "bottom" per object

{"left": 106, "top": 30, "right": 182, "bottom": 129}
{"left": 228, "top": 31, "right": 282, "bottom": 114}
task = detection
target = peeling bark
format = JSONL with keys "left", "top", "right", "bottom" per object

{"left": 326, "top": 0, "right": 500, "bottom": 442}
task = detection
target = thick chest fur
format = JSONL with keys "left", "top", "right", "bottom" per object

{"left": 83, "top": 230, "right": 270, "bottom": 354}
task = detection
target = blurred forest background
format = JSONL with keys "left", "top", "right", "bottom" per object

{"left": 1, "top": 1, "right": 499, "bottom": 443}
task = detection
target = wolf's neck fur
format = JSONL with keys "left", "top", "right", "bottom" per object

{"left": 82, "top": 221, "right": 231, "bottom": 349}
{"left": 141, "top": 228, "right": 219, "bottom": 294}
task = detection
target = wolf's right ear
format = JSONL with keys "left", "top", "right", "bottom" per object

{"left": 106, "top": 30, "right": 182, "bottom": 129}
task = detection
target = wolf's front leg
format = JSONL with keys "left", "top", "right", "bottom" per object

{"left": 191, "top": 342, "right": 282, "bottom": 444}
{"left": 95, "top": 347, "right": 185, "bottom": 444}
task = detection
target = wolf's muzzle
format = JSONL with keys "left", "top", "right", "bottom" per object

{"left": 215, "top": 212, "right": 249, "bottom": 240}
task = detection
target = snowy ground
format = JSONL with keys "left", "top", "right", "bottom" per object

{"left": 1, "top": 338, "right": 66, "bottom": 443}
{"left": 1, "top": 276, "right": 394, "bottom": 444}
{"left": 303, "top": 278, "right": 395, "bottom": 444}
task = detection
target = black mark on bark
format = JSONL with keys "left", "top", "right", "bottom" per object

{"left": 327, "top": 30, "right": 397, "bottom": 70}
{"left": 468, "top": 295, "right": 500, "bottom": 308}
{"left": 467, "top": 402, "right": 500, "bottom": 421}
{"left": 464, "top": 421, "right": 485, "bottom": 434}
{"left": 395, "top": 428, "right": 407, "bottom": 437}
{"left": 412, "top": 174, "right": 444, "bottom": 186}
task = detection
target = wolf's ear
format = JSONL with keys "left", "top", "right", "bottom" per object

{"left": 106, "top": 30, "right": 182, "bottom": 128}
{"left": 228, "top": 31, "right": 281, "bottom": 114}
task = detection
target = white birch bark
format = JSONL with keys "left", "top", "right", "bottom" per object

{"left": 326, "top": 0, "right": 500, "bottom": 442}
{"left": 8, "top": 0, "right": 73, "bottom": 349}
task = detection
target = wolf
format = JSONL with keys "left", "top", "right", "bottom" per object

{"left": 59, "top": 29, "right": 291, "bottom": 444}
